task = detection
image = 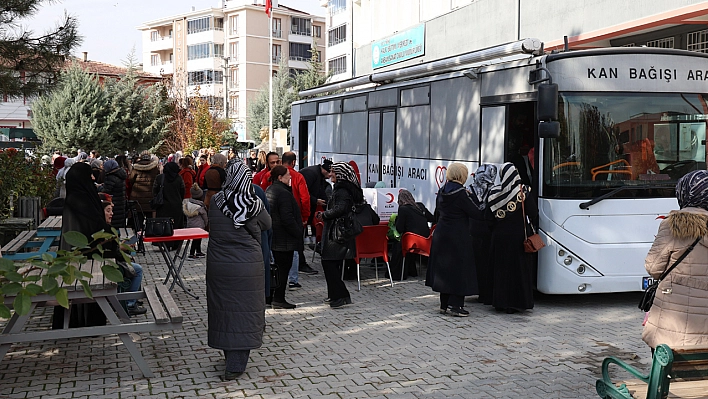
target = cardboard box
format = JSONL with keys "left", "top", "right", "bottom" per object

{"left": 363, "top": 188, "right": 404, "bottom": 222}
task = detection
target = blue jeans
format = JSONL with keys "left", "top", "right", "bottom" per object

{"left": 288, "top": 251, "right": 299, "bottom": 284}
{"left": 126, "top": 262, "right": 143, "bottom": 307}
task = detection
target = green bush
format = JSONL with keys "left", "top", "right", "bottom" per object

{"left": 0, "top": 148, "right": 56, "bottom": 219}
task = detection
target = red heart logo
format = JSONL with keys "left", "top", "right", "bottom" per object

{"left": 435, "top": 166, "right": 447, "bottom": 189}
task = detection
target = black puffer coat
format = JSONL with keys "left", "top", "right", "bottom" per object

{"left": 101, "top": 168, "right": 127, "bottom": 228}
{"left": 207, "top": 198, "right": 269, "bottom": 350}
{"left": 321, "top": 181, "right": 360, "bottom": 261}
{"left": 266, "top": 181, "right": 303, "bottom": 252}
{"left": 154, "top": 174, "right": 185, "bottom": 229}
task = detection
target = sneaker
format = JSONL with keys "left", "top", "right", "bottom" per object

{"left": 448, "top": 306, "right": 469, "bottom": 317}
{"left": 187, "top": 254, "right": 198, "bottom": 260}
{"left": 127, "top": 304, "right": 147, "bottom": 316}
{"left": 439, "top": 308, "right": 448, "bottom": 315}
{"left": 323, "top": 297, "right": 331, "bottom": 303}
{"left": 271, "top": 301, "right": 296, "bottom": 309}
{"left": 299, "top": 264, "right": 318, "bottom": 275}
{"left": 195, "top": 252, "right": 206, "bottom": 258}
{"left": 329, "top": 297, "right": 352, "bottom": 309}
{"left": 288, "top": 282, "right": 302, "bottom": 291}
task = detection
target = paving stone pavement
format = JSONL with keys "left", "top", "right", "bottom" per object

{"left": 0, "top": 242, "right": 650, "bottom": 398}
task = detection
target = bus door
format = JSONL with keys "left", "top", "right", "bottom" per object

{"left": 298, "top": 119, "right": 315, "bottom": 169}
{"left": 368, "top": 110, "right": 397, "bottom": 187}
{"left": 504, "top": 102, "right": 537, "bottom": 188}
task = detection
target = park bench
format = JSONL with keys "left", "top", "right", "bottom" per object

{"left": 0, "top": 261, "right": 183, "bottom": 378}
{"left": 596, "top": 343, "right": 708, "bottom": 399}
{"left": 0, "top": 229, "right": 38, "bottom": 256}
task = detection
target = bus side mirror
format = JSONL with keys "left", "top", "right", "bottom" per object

{"left": 537, "top": 83, "right": 558, "bottom": 121}
{"left": 538, "top": 121, "right": 560, "bottom": 139}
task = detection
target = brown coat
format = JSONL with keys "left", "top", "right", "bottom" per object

{"left": 642, "top": 207, "right": 708, "bottom": 349}
{"left": 129, "top": 158, "right": 160, "bottom": 213}
{"left": 203, "top": 166, "right": 225, "bottom": 211}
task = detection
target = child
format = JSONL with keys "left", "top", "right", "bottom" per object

{"left": 183, "top": 183, "right": 208, "bottom": 259}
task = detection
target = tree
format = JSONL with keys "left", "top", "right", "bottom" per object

{"left": 0, "top": 0, "right": 81, "bottom": 99}
{"left": 293, "top": 43, "right": 330, "bottom": 94}
{"left": 31, "top": 63, "right": 115, "bottom": 154}
{"left": 246, "top": 59, "right": 298, "bottom": 143}
{"left": 183, "top": 97, "right": 227, "bottom": 152}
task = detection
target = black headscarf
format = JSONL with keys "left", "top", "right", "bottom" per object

{"left": 61, "top": 162, "right": 109, "bottom": 250}
{"left": 163, "top": 162, "right": 180, "bottom": 183}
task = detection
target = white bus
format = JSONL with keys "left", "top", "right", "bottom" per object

{"left": 290, "top": 40, "right": 708, "bottom": 294}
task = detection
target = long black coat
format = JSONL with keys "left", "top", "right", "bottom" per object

{"left": 154, "top": 174, "right": 185, "bottom": 229}
{"left": 426, "top": 182, "right": 481, "bottom": 296}
{"left": 321, "top": 181, "right": 358, "bottom": 261}
{"left": 207, "top": 198, "right": 268, "bottom": 350}
{"left": 266, "top": 181, "right": 303, "bottom": 252}
{"left": 102, "top": 168, "right": 127, "bottom": 228}
{"left": 300, "top": 165, "right": 329, "bottom": 216}
{"left": 490, "top": 193, "right": 537, "bottom": 311}
{"left": 396, "top": 203, "right": 434, "bottom": 237}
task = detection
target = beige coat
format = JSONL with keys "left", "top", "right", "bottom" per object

{"left": 642, "top": 207, "right": 708, "bottom": 349}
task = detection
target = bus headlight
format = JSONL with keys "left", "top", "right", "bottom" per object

{"left": 577, "top": 265, "right": 586, "bottom": 274}
{"left": 564, "top": 256, "right": 572, "bottom": 265}
{"left": 558, "top": 249, "right": 566, "bottom": 257}
{"left": 578, "top": 284, "right": 587, "bottom": 292}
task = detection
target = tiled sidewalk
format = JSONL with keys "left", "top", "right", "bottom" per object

{"left": 1, "top": 243, "right": 649, "bottom": 398}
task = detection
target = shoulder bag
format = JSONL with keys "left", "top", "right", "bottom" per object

{"left": 150, "top": 174, "right": 165, "bottom": 209}
{"left": 332, "top": 206, "right": 363, "bottom": 244}
{"left": 520, "top": 185, "right": 545, "bottom": 253}
{"left": 638, "top": 235, "right": 701, "bottom": 312}
{"left": 144, "top": 217, "right": 174, "bottom": 237}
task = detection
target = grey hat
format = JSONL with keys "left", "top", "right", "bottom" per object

{"left": 190, "top": 183, "right": 204, "bottom": 199}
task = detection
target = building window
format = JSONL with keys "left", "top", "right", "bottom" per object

{"left": 313, "top": 25, "right": 321, "bottom": 38}
{"left": 187, "top": 70, "right": 224, "bottom": 86}
{"left": 328, "top": 24, "right": 346, "bottom": 47}
{"left": 229, "top": 15, "right": 239, "bottom": 35}
{"left": 187, "top": 16, "right": 212, "bottom": 34}
{"left": 272, "top": 44, "right": 282, "bottom": 63}
{"left": 230, "top": 68, "right": 238, "bottom": 87}
{"left": 687, "top": 29, "right": 708, "bottom": 53}
{"left": 151, "top": 54, "right": 160, "bottom": 66}
{"left": 646, "top": 37, "right": 674, "bottom": 48}
{"left": 289, "top": 43, "right": 311, "bottom": 61}
{"left": 169, "top": 53, "right": 174, "bottom": 62}
{"left": 229, "top": 41, "right": 239, "bottom": 62}
{"left": 214, "top": 18, "right": 224, "bottom": 31}
{"left": 188, "top": 42, "right": 224, "bottom": 60}
{"left": 272, "top": 18, "right": 282, "bottom": 38}
{"left": 329, "top": 0, "right": 346, "bottom": 15}
{"left": 230, "top": 96, "right": 239, "bottom": 116}
{"left": 291, "top": 17, "right": 311, "bottom": 36}
{"left": 328, "top": 55, "right": 346, "bottom": 75}
{"left": 150, "top": 31, "right": 159, "bottom": 41}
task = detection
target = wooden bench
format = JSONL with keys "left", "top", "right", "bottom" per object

{"left": 0, "top": 261, "right": 183, "bottom": 378}
{"left": 596, "top": 344, "right": 708, "bottom": 399}
{"left": 0, "top": 229, "right": 38, "bottom": 256}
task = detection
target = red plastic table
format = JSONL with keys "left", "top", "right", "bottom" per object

{"left": 143, "top": 228, "right": 209, "bottom": 299}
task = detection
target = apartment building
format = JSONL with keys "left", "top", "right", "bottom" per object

{"left": 139, "top": 0, "right": 326, "bottom": 136}
{"left": 321, "top": 0, "right": 708, "bottom": 80}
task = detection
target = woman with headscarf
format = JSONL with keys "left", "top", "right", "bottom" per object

{"left": 488, "top": 162, "right": 536, "bottom": 313}
{"left": 468, "top": 164, "right": 497, "bottom": 305}
{"left": 101, "top": 159, "right": 128, "bottom": 228}
{"left": 315, "top": 162, "right": 363, "bottom": 308}
{"left": 52, "top": 156, "right": 66, "bottom": 177}
{"left": 426, "top": 163, "right": 481, "bottom": 317}
{"left": 52, "top": 162, "right": 109, "bottom": 328}
{"left": 390, "top": 189, "right": 434, "bottom": 280}
{"left": 55, "top": 158, "right": 75, "bottom": 198}
{"left": 207, "top": 159, "right": 271, "bottom": 380}
{"left": 204, "top": 153, "right": 228, "bottom": 211}
{"left": 155, "top": 162, "right": 185, "bottom": 249}
{"left": 642, "top": 170, "right": 708, "bottom": 350}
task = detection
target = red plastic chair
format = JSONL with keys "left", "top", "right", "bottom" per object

{"left": 343, "top": 224, "right": 394, "bottom": 291}
{"left": 311, "top": 220, "right": 324, "bottom": 263}
{"left": 400, "top": 224, "right": 435, "bottom": 280}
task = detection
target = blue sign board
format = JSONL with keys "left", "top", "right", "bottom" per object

{"left": 372, "top": 24, "right": 425, "bottom": 69}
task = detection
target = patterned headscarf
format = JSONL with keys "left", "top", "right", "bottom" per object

{"left": 398, "top": 189, "right": 416, "bottom": 207}
{"left": 331, "top": 162, "right": 359, "bottom": 186}
{"left": 213, "top": 159, "right": 264, "bottom": 230}
{"left": 487, "top": 162, "right": 522, "bottom": 214}
{"left": 470, "top": 164, "right": 498, "bottom": 210}
{"left": 676, "top": 170, "right": 708, "bottom": 210}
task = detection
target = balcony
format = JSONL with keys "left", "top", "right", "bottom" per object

{"left": 149, "top": 36, "right": 173, "bottom": 51}
{"left": 290, "top": 28, "right": 311, "bottom": 36}
{"left": 272, "top": 55, "right": 282, "bottom": 63}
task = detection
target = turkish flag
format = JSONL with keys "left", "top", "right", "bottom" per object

{"left": 265, "top": 0, "right": 272, "bottom": 17}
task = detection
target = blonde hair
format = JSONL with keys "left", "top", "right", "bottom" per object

{"left": 446, "top": 163, "right": 469, "bottom": 185}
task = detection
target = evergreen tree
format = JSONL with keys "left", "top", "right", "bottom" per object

{"left": 31, "top": 64, "right": 114, "bottom": 154}
{"left": 246, "top": 60, "right": 297, "bottom": 143}
{"left": 0, "top": 0, "right": 81, "bottom": 99}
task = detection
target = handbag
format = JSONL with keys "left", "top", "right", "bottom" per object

{"left": 520, "top": 185, "right": 545, "bottom": 253}
{"left": 332, "top": 206, "right": 363, "bottom": 244}
{"left": 638, "top": 235, "right": 701, "bottom": 312}
{"left": 150, "top": 174, "right": 165, "bottom": 209}
{"left": 144, "top": 217, "right": 174, "bottom": 237}
{"left": 270, "top": 263, "right": 280, "bottom": 289}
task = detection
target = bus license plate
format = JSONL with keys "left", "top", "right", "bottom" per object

{"left": 642, "top": 277, "right": 655, "bottom": 290}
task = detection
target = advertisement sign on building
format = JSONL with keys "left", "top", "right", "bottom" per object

{"left": 371, "top": 24, "right": 425, "bottom": 69}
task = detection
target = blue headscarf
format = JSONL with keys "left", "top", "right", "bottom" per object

{"left": 676, "top": 170, "right": 708, "bottom": 210}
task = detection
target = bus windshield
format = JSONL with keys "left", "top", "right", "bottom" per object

{"left": 543, "top": 92, "right": 708, "bottom": 199}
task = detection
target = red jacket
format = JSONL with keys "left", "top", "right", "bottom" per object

{"left": 196, "top": 164, "right": 210, "bottom": 188}
{"left": 179, "top": 168, "right": 196, "bottom": 198}
{"left": 287, "top": 166, "right": 310, "bottom": 222}
{"left": 253, "top": 168, "right": 271, "bottom": 191}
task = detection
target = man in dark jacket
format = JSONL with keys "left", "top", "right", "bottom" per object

{"left": 101, "top": 159, "right": 128, "bottom": 228}
{"left": 300, "top": 159, "right": 332, "bottom": 243}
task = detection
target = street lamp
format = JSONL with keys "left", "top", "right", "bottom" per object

{"left": 222, "top": 56, "right": 229, "bottom": 120}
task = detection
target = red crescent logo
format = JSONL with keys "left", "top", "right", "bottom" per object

{"left": 656, "top": 215, "right": 667, "bottom": 220}
{"left": 435, "top": 166, "right": 447, "bottom": 189}
{"left": 386, "top": 193, "right": 394, "bottom": 203}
